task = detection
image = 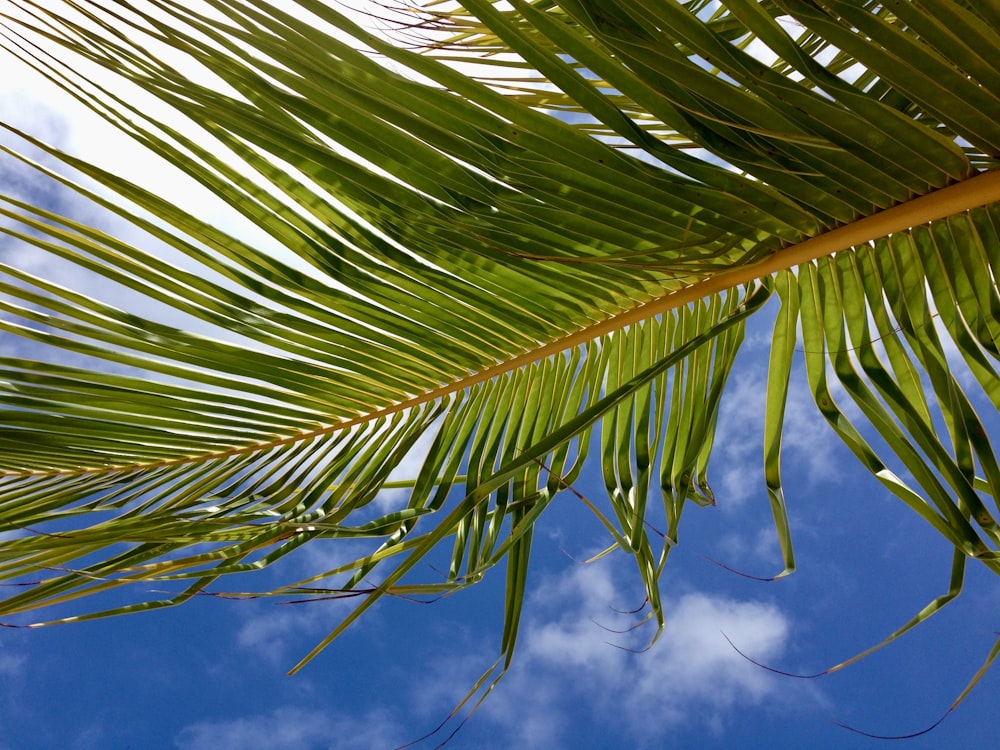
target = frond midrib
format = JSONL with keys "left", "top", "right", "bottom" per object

{"left": 6, "top": 169, "right": 999, "bottom": 481}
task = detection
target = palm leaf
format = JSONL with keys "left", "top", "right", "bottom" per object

{"left": 1, "top": 0, "right": 999, "bottom": 721}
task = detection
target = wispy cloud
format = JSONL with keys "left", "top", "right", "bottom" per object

{"left": 714, "top": 524, "right": 782, "bottom": 567}
{"left": 233, "top": 540, "right": 375, "bottom": 667}
{"left": 235, "top": 602, "right": 336, "bottom": 667}
{"left": 713, "top": 370, "right": 769, "bottom": 506}
{"left": 372, "top": 419, "right": 443, "bottom": 513}
{"left": 0, "top": 643, "right": 25, "bottom": 678}
{"left": 713, "top": 358, "right": 855, "bottom": 510}
{"left": 175, "top": 706, "right": 402, "bottom": 750}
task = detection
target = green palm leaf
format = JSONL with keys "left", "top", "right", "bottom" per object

{"left": 1, "top": 0, "right": 999, "bottom": 723}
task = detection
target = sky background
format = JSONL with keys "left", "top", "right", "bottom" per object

{"left": 1, "top": 3, "right": 999, "bottom": 749}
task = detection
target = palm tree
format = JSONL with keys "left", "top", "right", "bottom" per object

{"left": 1, "top": 0, "right": 998, "bottom": 724}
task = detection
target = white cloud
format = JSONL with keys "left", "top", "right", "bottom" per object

{"left": 0, "top": 3, "right": 356, "bottom": 361}
{"left": 477, "top": 558, "right": 792, "bottom": 747}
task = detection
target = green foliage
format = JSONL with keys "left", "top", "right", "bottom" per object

{"left": 1, "top": 0, "right": 998, "bottom": 721}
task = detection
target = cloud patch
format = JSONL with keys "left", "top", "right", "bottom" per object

{"left": 175, "top": 706, "right": 400, "bottom": 750}
{"left": 0, "top": 645, "right": 25, "bottom": 678}
{"left": 481, "top": 558, "right": 791, "bottom": 746}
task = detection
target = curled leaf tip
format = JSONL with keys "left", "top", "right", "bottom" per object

{"left": 698, "top": 553, "right": 785, "bottom": 582}
{"left": 722, "top": 631, "right": 826, "bottom": 679}
{"left": 831, "top": 709, "right": 952, "bottom": 741}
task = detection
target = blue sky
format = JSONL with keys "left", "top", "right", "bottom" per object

{"left": 2, "top": 301, "right": 997, "bottom": 749}
{"left": 2, "top": 5, "right": 1000, "bottom": 749}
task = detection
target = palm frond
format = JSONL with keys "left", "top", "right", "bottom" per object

{"left": 0, "top": 0, "right": 998, "bottom": 722}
